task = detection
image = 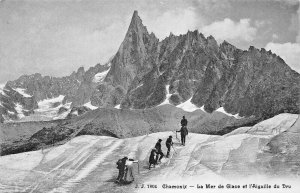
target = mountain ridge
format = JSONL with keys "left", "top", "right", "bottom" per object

{"left": 0, "top": 10, "right": 299, "bottom": 122}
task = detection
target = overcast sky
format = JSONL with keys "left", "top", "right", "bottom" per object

{"left": 0, "top": 0, "right": 299, "bottom": 83}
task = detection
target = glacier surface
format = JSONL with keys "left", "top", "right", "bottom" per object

{"left": 0, "top": 113, "right": 299, "bottom": 193}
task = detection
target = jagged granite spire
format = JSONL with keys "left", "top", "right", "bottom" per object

{"left": 104, "top": 10, "right": 158, "bottom": 90}
{"left": 127, "top": 10, "right": 144, "bottom": 32}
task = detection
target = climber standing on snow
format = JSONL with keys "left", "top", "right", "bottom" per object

{"left": 165, "top": 136, "right": 173, "bottom": 158}
{"left": 177, "top": 116, "right": 188, "bottom": 146}
{"left": 155, "top": 139, "right": 164, "bottom": 163}
{"left": 149, "top": 148, "right": 157, "bottom": 169}
{"left": 181, "top": 116, "right": 188, "bottom": 127}
{"left": 115, "top": 156, "right": 128, "bottom": 183}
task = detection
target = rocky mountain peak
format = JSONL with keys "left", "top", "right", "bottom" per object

{"left": 75, "top": 66, "right": 85, "bottom": 80}
{"left": 77, "top": 66, "right": 85, "bottom": 74}
{"left": 105, "top": 10, "right": 158, "bottom": 90}
{"left": 128, "top": 11, "right": 143, "bottom": 29}
{"left": 1, "top": 10, "right": 299, "bottom": 123}
{"left": 124, "top": 10, "right": 150, "bottom": 42}
{"left": 220, "top": 40, "right": 235, "bottom": 49}
{"left": 220, "top": 40, "right": 238, "bottom": 58}
{"left": 248, "top": 45, "right": 262, "bottom": 55}
{"left": 207, "top": 35, "right": 218, "bottom": 49}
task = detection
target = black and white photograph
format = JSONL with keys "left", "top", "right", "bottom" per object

{"left": 0, "top": 0, "right": 299, "bottom": 192}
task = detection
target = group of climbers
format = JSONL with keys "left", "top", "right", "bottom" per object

{"left": 116, "top": 116, "right": 189, "bottom": 183}
{"left": 148, "top": 135, "right": 173, "bottom": 169}
{"left": 148, "top": 116, "right": 188, "bottom": 169}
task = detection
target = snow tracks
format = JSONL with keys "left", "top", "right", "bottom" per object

{"left": 50, "top": 139, "right": 123, "bottom": 193}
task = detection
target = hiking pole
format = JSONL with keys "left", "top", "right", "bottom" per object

{"left": 175, "top": 131, "right": 180, "bottom": 143}
{"left": 171, "top": 145, "right": 177, "bottom": 154}
{"left": 172, "top": 130, "right": 180, "bottom": 143}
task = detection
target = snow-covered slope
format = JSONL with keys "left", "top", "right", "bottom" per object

{"left": 157, "top": 87, "right": 234, "bottom": 116}
{"left": 17, "top": 95, "right": 72, "bottom": 122}
{"left": 158, "top": 87, "right": 207, "bottom": 113}
{"left": 158, "top": 85, "right": 172, "bottom": 106}
{"left": 0, "top": 83, "right": 6, "bottom": 96}
{"left": 14, "top": 88, "right": 32, "bottom": 98}
{"left": 83, "top": 101, "right": 98, "bottom": 110}
{"left": 93, "top": 67, "right": 110, "bottom": 83}
{"left": 216, "top": 107, "right": 242, "bottom": 119}
{"left": 0, "top": 114, "right": 299, "bottom": 193}
{"left": 114, "top": 104, "right": 121, "bottom": 109}
{"left": 176, "top": 98, "right": 201, "bottom": 112}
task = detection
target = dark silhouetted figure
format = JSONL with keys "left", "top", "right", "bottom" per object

{"left": 178, "top": 116, "right": 188, "bottom": 145}
{"left": 155, "top": 139, "right": 164, "bottom": 163}
{"left": 116, "top": 157, "right": 128, "bottom": 183}
{"left": 181, "top": 116, "right": 188, "bottom": 127}
{"left": 149, "top": 148, "right": 157, "bottom": 169}
{"left": 177, "top": 126, "right": 188, "bottom": 146}
{"left": 165, "top": 136, "right": 173, "bottom": 158}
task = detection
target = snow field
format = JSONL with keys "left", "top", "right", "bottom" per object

{"left": 158, "top": 85, "right": 172, "bottom": 106}
{"left": 84, "top": 101, "right": 98, "bottom": 110}
{"left": 0, "top": 114, "right": 298, "bottom": 193}
{"left": 176, "top": 98, "right": 201, "bottom": 112}
{"left": 14, "top": 88, "right": 32, "bottom": 97}
{"left": 34, "top": 95, "right": 72, "bottom": 120}
{"left": 156, "top": 85, "right": 243, "bottom": 117}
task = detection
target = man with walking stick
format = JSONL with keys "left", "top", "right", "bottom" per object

{"left": 177, "top": 116, "right": 189, "bottom": 146}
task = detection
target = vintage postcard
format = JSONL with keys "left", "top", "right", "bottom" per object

{"left": 0, "top": 0, "right": 299, "bottom": 192}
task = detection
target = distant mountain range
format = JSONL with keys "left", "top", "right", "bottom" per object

{"left": 0, "top": 10, "right": 299, "bottom": 123}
